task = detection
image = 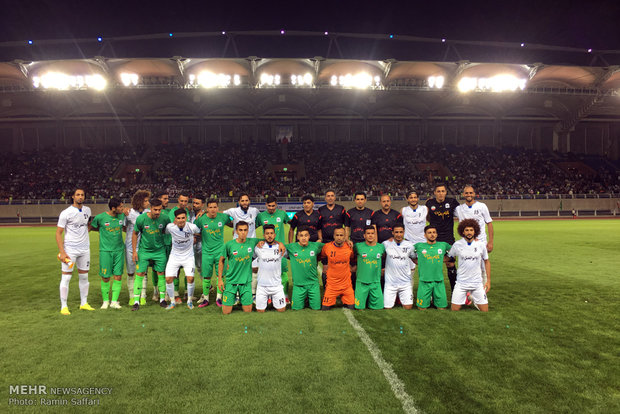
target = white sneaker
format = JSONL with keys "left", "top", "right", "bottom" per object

{"left": 109, "top": 302, "right": 122, "bottom": 309}
{"left": 197, "top": 294, "right": 206, "bottom": 304}
{"left": 100, "top": 301, "right": 109, "bottom": 310}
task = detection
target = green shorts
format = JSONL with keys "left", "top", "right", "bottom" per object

{"left": 136, "top": 249, "right": 167, "bottom": 274}
{"left": 281, "top": 260, "right": 289, "bottom": 283}
{"left": 99, "top": 250, "right": 124, "bottom": 277}
{"left": 201, "top": 254, "right": 220, "bottom": 279}
{"left": 223, "top": 282, "right": 252, "bottom": 306}
{"left": 416, "top": 281, "right": 448, "bottom": 308}
{"left": 291, "top": 283, "right": 321, "bottom": 310}
{"left": 355, "top": 281, "right": 383, "bottom": 310}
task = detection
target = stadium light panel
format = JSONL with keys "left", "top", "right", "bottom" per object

{"left": 33, "top": 72, "right": 107, "bottom": 91}
{"left": 458, "top": 75, "right": 526, "bottom": 93}
{"left": 197, "top": 71, "right": 232, "bottom": 88}
{"left": 120, "top": 72, "right": 139, "bottom": 87}
{"left": 428, "top": 75, "right": 444, "bottom": 89}
{"left": 233, "top": 74, "right": 241, "bottom": 86}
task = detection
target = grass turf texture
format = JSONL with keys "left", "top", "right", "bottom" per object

{"left": 0, "top": 220, "right": 618, "bottom": 413}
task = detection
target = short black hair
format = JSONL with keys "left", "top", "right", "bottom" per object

{"left": 238, "top": 193, "right": 250, "bottom": 201}
{"left": 265, "top": 195, "right": 277, "bottom": 204}
{"left": 150, "top": 198, "right": 163, "bottom": 207}
{"left": 263, "top": 224, "right": 276, "bottom": 232}
{"left": 363, "top": 225, "right": 375, "bottom": 233}
{"left": 354, "top": 191, "right": 366, "bottom": 199}
{"left": 424, "top": 225, "right": 437, "bottom": 233}
{"left": 154, "top": 191, "right": 168, "bottom": 199}
{"left": 206, "top": 198, "right": 218, "bottom": 206}
{"left": 108, "top": 198, "right": 122, "bottom": 209}
{"left": 406, "top": 190, "right": 418, "bottom": 198}
{"left": 235, "top": 220, "right": 249, "bottom": 230}
{"left": 302, "top": 194, "right": 314, "bottom": 203}
{"left": 434, "top": 184, "right": 447, "bottom": 192}
{"left": 194, "top": 195, "right": 206, "bottom": 203}
{"left": 297, "top": 226, "right": 310, "bottom": 235}
{"left": 392, "top": 223, "right": 405, "bottom": 231}
{"left": 174, "top": 208, "right": 187, "bottom": 218}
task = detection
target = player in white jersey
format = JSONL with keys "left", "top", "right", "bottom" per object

{"left": 382, "top": 224, "right": 416, "bottom": 309}
{"left": 447, "top": 219, "right": 491, "bottom": 312}
{"left": 55, "top": 189, "right": 94, "bottom": 315}
{"left": 125, "top": 190, "right": 151, "bottom": 304}
{"left": 164, "top": 209, "right": 201, "bottom": 309}
{"left": 401, "top": 190, "right": 428, "bottom": 244}
{"left": 224, "top": 193, "right": 260, "bottom": 239}
{"left": 253, "top": 225, "right": 286, "bottom": 312}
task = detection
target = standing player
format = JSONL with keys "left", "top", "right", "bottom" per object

{"left": 318, "top": 190, "right": 346, "bottom": 244}
{"left": 382, "top": 224, "right": 416, "bottom": 309}
{"left": 320, "top": 228, "right": 355, "bottom": 310}
{"left": 125, "top": 190, "right": 151, "bottom": 305}
{"left": 188, "top": 196, "right": 205, "bottom": 301}
{"left": 354, "top": 226, "right": 386, "bottom": 310}
{"left": 371, "top": 194, "right": 403, "bottom": 243}
{"left": 289, "top": 195, "right": 322, "bottom": 243}
{"left": 90, "top": 199, "right": 126, "bottom": 309}
{"left": 256, "top": 195, "right": 291, "bottom": 303}
{"left": 194, "top": 199, "right": 232, "bottom": 307}
{"left": 224, "top": 194, "right": 260, "bottom": 239}
{"left": 454, "top": 186, "right": 494, "bottom": 254}
{"left": 448, "top": 219, "right": 491, "bottom": 312}
{"left": 253, "top": 225, "right": 287, "bottom": 313}
{"left": 131, "top": 199, "right": 171, "bottom": 310}
{"left": 413, "top": 225, "right": 451, "bottom": 310}
{"left": 163, "top": 209, "right": 201, "bottom": 310}
{"left": 401, "top": 190, "right": 428, "bottom": 245}
{"left": 56, "top": 189, "right": 94, "bottom": 315}
{"left": 345, "top": 192, "right": 374, "bottom": 244}
{"left": 285, "top": 227, "right": 324, "bottom": 310}
{"left": 168, "top": 193, "right": 191, "bottom": 304}
{"left": 425, "top": 184, "right": 459, "bottom": 293}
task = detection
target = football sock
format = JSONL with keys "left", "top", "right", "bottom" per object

{"left": 173, "top": 277, "right": 180, "bottom": 297}
{"left": 111, "top": 279, "right": 122, "bottom": 302}
{"left": 133, "top": 275, "right": 144, "bottom": 304}
{"left": 322, "top": 273, "right": 327, "bottom": 288}
{"left": 60, "top": 274, "right": 72, "bottom": 308}
{"left": 151, "top": 270, "right": 158, "bottom": 289}
{"left": 78, "top": 274, "right": 89, "bottom": 306}
{"left": 252, "top": 272, "right": 257, "bottom": 295}
{"left": 203, "top": 278, "right": 211, "bottom": 297}
{"left": 140, "top": 276, "right": 147, "bottom": 299}
{"left": 166, "top": 283, "right": 175, "bottom": 303}
{"left": 101, "top": 280, "right": 110, "bottom": 302}
{"left": 127, "top": 274, "right": 135, "bottom": 297}
{"left": 187, "top": 282, "right": 195, "bottom": 304}
{"left": 158, "top": 277, "right": 166, "bottom": 301}
{"left": 447, "top": 267, "right": 457, "bottom": 293}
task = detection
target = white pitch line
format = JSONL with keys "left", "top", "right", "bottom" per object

{"left": 343, "top": 308, "right": 420, "bottom": 414}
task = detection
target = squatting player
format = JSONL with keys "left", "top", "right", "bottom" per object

{"left": 320, "top": 227, "right": 355, "bottom": 310}
{"left": 285, "top": 227, "right": 324, "bottom": 310}
{"left": 56, "top": 188, "right": 95, "bottom": 315}
{"left": 382, "top": 224, "right": 416, "bottom": 310}
{"left": 354, "top": 226, "right": 386, "bottom": 310}
{"left": 413, "top": 225, "right": 451, "bottom": 310}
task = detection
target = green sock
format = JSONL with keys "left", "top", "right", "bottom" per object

{"left": 158, "top": 277, "right": 166, "bottom": 301}
{"left": 203, "top": 278, "right": 211, "bottom": 296}
{"left": 111, "top": 279, "right": 122, "bottom": 302}
{"left": 133, "top": 275, "right": 144, "bottom": 304}
{"left": 101, "top": 280, "right": 110, "bottom": 302}
{"left": 184, "top": 275, "right": 188, "bottom": 289}
{"left": 152, "top": 269, "right": 158, "bottom": 288}
{"left": 173, "top": 277, "right": 180, "bottom": 295}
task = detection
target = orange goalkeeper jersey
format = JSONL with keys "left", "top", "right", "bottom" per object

{"left": 321, "top": 242, "right": 354, "bottom": 288}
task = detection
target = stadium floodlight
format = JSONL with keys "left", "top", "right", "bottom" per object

{"left": 188, "top": 74, "right": 196, "bottom": 85}
{"left": 87, "top": 74, "right": 107, "bottom": 91}
{"left": 197, "top": 71, "right": 232, "bottom": 88}
{"left": 332, "top": 72, "right": 374, "bottom": 89}
{"left": 330, "top": 75, "right": 338, "bottom": 86}
{"left": 458, "top": 75, "right": 526, "bottom": 93}
{"left": 33, "top": 72, "right": 107, "bottom": 91}
{"left": 428, "top": 75, "right": 445, "bottom": 89}
{"left": 120, "top": 72, "right": 139, "bottom": 87}
{"left": 233, "top": 74, "right": 241, "bottom": 86}
{"left": 457, "top": 77, "right": 477, "bottom": 93}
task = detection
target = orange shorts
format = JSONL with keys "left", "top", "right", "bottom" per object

{"left": 322, "top": 284, "right": 355, "bottom": 306}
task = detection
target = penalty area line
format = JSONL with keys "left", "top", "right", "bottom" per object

{"left": 343, "top": 308, "right": 420, "bottom": 414}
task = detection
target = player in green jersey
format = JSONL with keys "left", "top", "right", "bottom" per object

{"left": 413, "top": 225, "right": 451, "bottom": 310}
{"left": 194, "top": 199, "right": 231, "bottom": 307}
{"left": 354, "top": 226, "right": 386, "bottom": 310}
{"left": 89, "top": 198, "right": 126, "bottom": 309}
{"left": 285, "top": 227, "right": 324, "bottom": 310}
{"left": 131, "top": 199, "right": 171, "bottom": 310}
{"left": 255, "top": 195, "right": 291, "bottom": 303}
{"left": 168, "top": 193, "right": 190, "bottom": 304}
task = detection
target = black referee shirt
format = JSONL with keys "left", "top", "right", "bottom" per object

{"left": 318, "top": 204, "right": 346, "bottom": 242}
{"left": 371, "top": 209, "right": 403, "bottom": 243}
{"left": 290, "top": 210, "right": 322, "bottom": 241}
{"left": 345, "top": 207, "right": 374, "bottom": 243}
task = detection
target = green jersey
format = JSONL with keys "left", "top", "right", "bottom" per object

{"left": 256, "top": 210, "right": 290, "bottom": 243}
{"left": 286, "top": 242, "right": 324, "bottom": 286}
{"left": 162, "top": 207, "right": 173, "bottom": 246}
{"left": 91, "top": 211, "right": 125, "bottom": 252}
{"left": 354, "top": 243, "right": 386, "bottom": 284}
{"left": 169, "top": 206, "right": 190, "bottom": 221}
{"left": 134, "top": 213, "right": 171, "bottom": 253}
{"left": 195, "top": 213, "right": 231, "bottom": 256}
{"left": 413, "top": 242, "right": 451, "bottom": 282}
{"left": 221, "top": 238, "right": 260, "bottom": 284}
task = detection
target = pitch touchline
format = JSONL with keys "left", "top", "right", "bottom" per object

{"left": 342, "top": 308, "right": 420, "bottom": 414}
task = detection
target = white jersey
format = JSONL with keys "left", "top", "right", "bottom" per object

{"left": 188, "top": 210, "right": 202, "bottom": 252}
{"left": 401, "top": 205, "right": 428, "bottom": 244}
{"left": 448, "top": 239, "right": 488, "bottom": 289}
{"left": 454, "top": 201, "right": 492, "bottom": 243}
{"left": 224, "top": 206, "right": 260, "bottom": 239}
{"left": 125, "top": 208, "right": 149, "bottom": 250}
{"left": 58, "top": 205, "right": 91, "bottom": 251}
{"left": 254, "top": 243, "right": 283, "bottom": 287}
{"left": 382, "top": 240, "right": 416, "bottom": 286}
{"left": 165, "top": 222, "right": 200, "bottom": 260}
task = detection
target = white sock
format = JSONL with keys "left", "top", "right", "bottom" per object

{"left": 141, "top": 276, "right": 148, "bottom": 298}
{"left": 127, "top": 274, "right": 135, "bottom": 296}
{"left": 187, "top": 282, "right": 195, "bottom": 303}
{"left": 166, "top": 283, "right": 175, "bottom": 304}
{"left": 60, "top": 274, "right": 72, "bottom": 308}
{"left": 217, "top": 292, "right": 222, "bottom": 300}
{"left": 252, "top": 271, "right": 257, "bottom": 295}
{"left": 78, "top": 273, "right": 89, "bottom": 306}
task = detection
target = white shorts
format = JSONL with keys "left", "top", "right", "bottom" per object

{"left": 62, "top": 248, "right": 90, "bottom": 272}
{"left": 256, "top": 285, "right": 286, "bottom": 310}
{"left": 384, "top": 284, "right": 414, "bottom": 308}
{"left": 480, "top": 263, "right": 487, "bottom": 285}
{"left": 125, "top": 247, "right": 136, "bottom": 274}
{"left": 165, "top": 256, "right": 195, "bottom": 277}
{"left": 451, "top": 283, "right": 488, "bottom": 306}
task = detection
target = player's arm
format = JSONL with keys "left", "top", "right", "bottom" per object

{"left": 55, "top": 226, "right": 68, "bottom": 261}
{"left": 132, "top": 231, "right": 139, "bottom": 263}
{"left": 217, "top": 255, "right": 226, "bottom": 292}
{"left": 288, "top": 226, "right": 295, "bottom": 243}
{"left": 486, "top": 221, "right": 494, "bottom": 253}
{"left": 484, "top": 259, "right": 491, "bottom": 292}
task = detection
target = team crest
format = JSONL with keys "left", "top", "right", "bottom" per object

{"left": 445, "top": 203, "right": 450, "bottom": 208}
{"left": 293, "top": 252, "right": 298, "bottom": 257}
{"left": 377, "top": 253, "right": 381, "bottom": 258}
{"left": 84, "top": 213, "right": 88, "bottom": 219}
{"left": 105, "top": 222, "right": 110, "bottom": 226}
{"left": 366, "top": 220, "right": 371, "bottom": 225}
{"left": 263, "top": 220, "right": 268, "bottom": 224}
{"left": 422, "top": 249, "right": 427, "bottom": 254}
{"left": 362, "top": 253, "right": 367, "bottom": 258}
{"left": 204, "top": 225, "right": 208, "bottom": 228}
{"left": 247, "top": 247, "right": 252, "bottom": 252}
{"left": 218, "top": 222, "right": 223, "bottom": 227}
{"left": 145, "top": 225, "right": 150, "bottom": 229}
{"left": 276, "top": 217, "right": 281, "bottom": 222}
{"left": 158, "top": 224, "right": 163, "bottom": 229}
{"left": 438, "top": 249, "right": 443, "bottom": 254}
{"left": 430, "top": 206, "right": 436, "bottom": 211}
{"left": 232, "top": 250, "right": 238, "bottom": 255}
{"left": 310, "top": 251, "right": 315, "bottom": 256}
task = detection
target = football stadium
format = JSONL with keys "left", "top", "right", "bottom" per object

{"left": 1, "top": 14, "right": 620, "bottom": 414}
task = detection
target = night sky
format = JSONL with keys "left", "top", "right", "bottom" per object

{"left": 0, "top": 0, "right": 618, "bottom": 64}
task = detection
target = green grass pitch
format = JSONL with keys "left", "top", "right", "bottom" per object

{"left": 0, "top": 220, "right": 619, "bottom": 413}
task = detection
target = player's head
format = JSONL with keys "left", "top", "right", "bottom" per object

{"left": 108, "top": 198, "right": 123, "bottom": 213}
{"left": 193, "top": 196, "right": 205, "bottom": 212}
{"left": 155, "top": 191, "right": 169, "bottom": 208}
{"left": 263, "top": 224, "right": 276, "bottom": 243}
{"left": 354, "top": 192, "right": 366, "bottom": 208}
{"left": 392, "top": 223, "right": 405, "bottom": 242}
{"left": 265, "top": 195, "right": 277, "bottom": 213}
{"left": 457, "top": 218, "right": 480, "bottom": 240}
{"left": 424, "top": 225, "right": 438, "bottom": 242}
{"left": 406, "top": 191, "right": 419, "bottom": 207}
{"left": 206, "top": 199, "right": 219, "bottom": 216}
{"left": 238, "top": 194, "right": 250, "bottom": 210}
{"left": 302, "top": 195, "right": 314, "bottom": 212}
{"left": 380, "top": 194, "right": 391, "bottom": 211}
{"left": 71, "top": 188, "right": 85, "bottom": 206}
{"left": 363, "top": 225, "right": 376, "bottom": 243}
{"left": 177, "top": 193, "right": 189, "bottom": 209}
{"left": 462, "top": 185, "right": 476, "bottom": 203}
{"left": 235, "top": 220, "right": 249, "bottom": 239}
{"left": 325, "top": 190, "right": 336, "bottom": 205}
{"left": 333, "top": 227, "right": 346, "bottom": 245}
{"left": 149, "top": 198, "right": 163, "bottom": 218}
{"left": 297, "top": 227, "right": 310, "bottom": 246}
{"left": 433, "top": 184, "right": 448, "bottom": 202}
{"left": 132, "top": 190, "right": 151, "bottom": 211}
{"left": 174, "top": 208, "right": 187, "bottom": 227}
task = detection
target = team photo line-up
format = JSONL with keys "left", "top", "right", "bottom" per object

{"left": 56, "top": 184, "right": 493, "bottom": 315}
